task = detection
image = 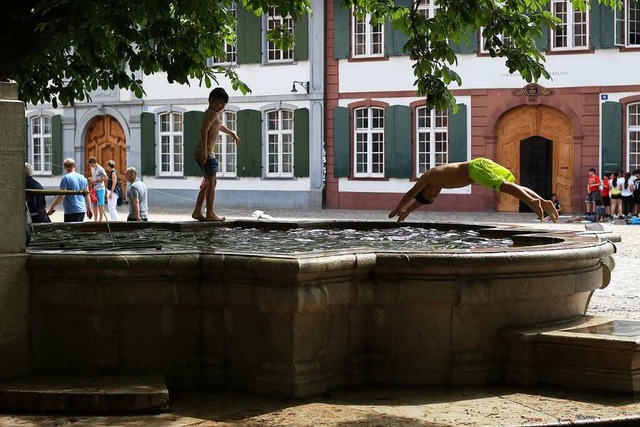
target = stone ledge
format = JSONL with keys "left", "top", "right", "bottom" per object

{"left": 0, "top": 374, "right": 169, "bottom": 414}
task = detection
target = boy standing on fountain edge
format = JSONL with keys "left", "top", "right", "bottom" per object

{"left": 192, "top": 88, "right": 241, "bottom": 222}
{"left": 389, "top": 158, "right": 559, "bottom": 223}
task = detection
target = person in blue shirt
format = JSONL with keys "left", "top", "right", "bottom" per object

{"left": 47, "top": 158, "right": 93, "bottom": 222}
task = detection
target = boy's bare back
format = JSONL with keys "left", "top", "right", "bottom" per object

{"left": 420, "top": 161, "right": 474, "bottom": 188}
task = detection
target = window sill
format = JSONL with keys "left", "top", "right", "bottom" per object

{"left": 348, "top": 55, "right": 389, "bottom": 62}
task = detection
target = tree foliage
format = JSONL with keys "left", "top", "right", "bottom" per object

{"left": 1, "top": 0, "right": 310, "bottom": 107}
{"left": 1, "top": 0, "right": 617, "bottom": 110}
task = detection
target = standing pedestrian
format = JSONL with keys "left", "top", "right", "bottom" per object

{"left": 88, "top": 157, "right": 107, "bottom": 222}
{"left": 192, "top": 88, "right": 241, "bottom": 222}
{"left": 124, "top": 167, "right": 148, "bottom": 221}
{"left": 621, "top": 172, "right": 634, "bottom": 217}
{"left": 633, "top": 169, "right": 640, "bottom": 217}
{"left": 585, "top": 167, "right": 601, "bottom": 216}
{"left": 47, "top": 158, "right": 92, "bottom": 222}
{"left": 24, "top": 162, "right": 50, "bottom": 223}
{"left": 105, "top": 160, "right": 121, "bottom": 221}
{"left": 609, "top": 170, "right": 623, "bottom": 218}
{"left": 601, "top": 172, "right": 611, "bottom": 218}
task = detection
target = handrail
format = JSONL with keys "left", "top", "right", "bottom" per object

{"left": 26, "top": 189, "right": 88, "bottom": 196}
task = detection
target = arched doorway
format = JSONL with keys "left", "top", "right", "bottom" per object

{"left": 84, "top": 115, "right": 127, "bottom": 185}
{"left": 496, "top": 105, "right": 574, "bottom": 213}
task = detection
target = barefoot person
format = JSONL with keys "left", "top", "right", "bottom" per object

{"left": 389, "top": 158, "right": 559, "bottom": 223}
{"left": 192, "top": 88, "right": 241, "bottom": 222}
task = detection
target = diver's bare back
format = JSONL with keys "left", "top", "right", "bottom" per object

{"left": 423, "top": 161, "right": 474, "bottom": 188}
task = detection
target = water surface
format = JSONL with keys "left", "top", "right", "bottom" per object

{"left": 28, "top": 226, "right": 513, "bottom": 253}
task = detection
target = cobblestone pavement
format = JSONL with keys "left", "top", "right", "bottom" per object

{"left": 21, "top": 206, "right": 637, "bottom": 427}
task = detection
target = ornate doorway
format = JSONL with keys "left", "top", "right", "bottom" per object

{"left": 496, "top": 105, "right": 574, "bottom": 213}
{"left": 84, "top": 115, "right": 127, "bottom": 183}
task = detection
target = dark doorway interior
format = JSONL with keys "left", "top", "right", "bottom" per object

{"left": 519, "top": 136, "right": 553, "bottom": 213}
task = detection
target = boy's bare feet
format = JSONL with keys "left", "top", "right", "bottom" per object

{"left": 540, "top": 199, "right": 559, "bottom": 223}
{"left": 191, "top": 211, "right": 206, "bottom": 222}
{"left": 204, "top": 214, "right": 226, "bottom": 222}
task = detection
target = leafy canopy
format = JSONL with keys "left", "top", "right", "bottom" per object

{"left": 1, "top": 0, "right": 618, "bottom": 110}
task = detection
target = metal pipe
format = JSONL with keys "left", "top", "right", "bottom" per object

{"left": 26, "top": 189, "right": 88, "bottom": 196}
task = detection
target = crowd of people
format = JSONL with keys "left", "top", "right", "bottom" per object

{"left": 25, "top": 157, "right": 148, "bottom": 223}
{"left": 585, "top": 167, "right": 640, "bottom": 221}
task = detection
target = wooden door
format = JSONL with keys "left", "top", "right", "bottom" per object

{"left": 496, "top": 105, "right": 574, "bottom": 213}
{"left": 84, "top": 115, "right": 127, "bottom": 186}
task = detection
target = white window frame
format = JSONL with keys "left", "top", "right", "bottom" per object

{"left": 615, "top": 0, "right": 640, "bottom": 47}
{"left": 551, "top": 0, "right": 589, "bottom": 51}
{"left": 351, "top": 9, "right": 385, "bottom": 58}
{"left": 158, "top": 111, "right": 184, "bottom": 177}
{"left": 30, "top": 115, "right": 53, "bottom": 176}
{"left": 266, "top": 109, "right": 294, "bottom": 178}
{"left": 214, "top": 110, "right": 238, "bottom": 177}
{"left": 208, "top": 2, "right": 237, "bottom": 66}
{"left": 415, "top": 107, "right": 448, "bottom": 177}
{"left": 480, "top": 30, "right": 513, "bottom": 54}
{"left": 416, "top": 0, "right": 439, "bottom": 18}
{"left": 628, "top": 103, "right": 640, "bottom": 173}
{"left": 266, "top": 7, "right": 294, "bottom": 63}
{"left": 353, "top": 107, "right": 385, "bottom": 178}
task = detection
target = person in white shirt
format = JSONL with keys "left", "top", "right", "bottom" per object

{"left": 620, "top": 172, "right": 634, "bottom": 217}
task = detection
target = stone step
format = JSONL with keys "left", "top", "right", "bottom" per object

{"left": 0, "top": 374, "right": 169, "bottom": 414}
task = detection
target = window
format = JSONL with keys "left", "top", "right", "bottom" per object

{"left": 352, "top": 9, "right": 384, "bottom": 58}
{"left": 416, "top": 0, "right": 439, "bottom": 19}
{"left": 616, "top": 0, "right": 640, "bottom": 46}
{"left": 480, "top": 31, "right": 513, "bottom": 54}
{"left": 158, "top": 112, "right": 184, "bottom": 176}
{"left": 267, "top": 7, "right": 294, "bottom": 62}
{"left": 208, "top": 2, "right": 237, "bottom": 65}
{"left": 215, "top": 111, "right": 238, "bottom": 177}
{"left": 31, "top": 116, "right": 52, "bottom": 175}
{"left": 551, "top": 0, "right": 589, "bottom": 51}
{"left": 266, "top": 109, "right": 294, "bottom": 177}
{"left": 354, "top": 107, "right": 385, "bottom": 177}
{"left": 416, "top": 107, "right": 448, "bottom": 176}
{"left": 629, "top": 103, "right": 640, "bottom": 172}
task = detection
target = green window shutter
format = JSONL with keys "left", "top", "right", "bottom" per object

{"left": 384, "top": 105, "right": 412, "bottom": 178}
{"left": 448, "top": 104, "right": 468, "bottom": 163}
{"left": 237, "top": 109, "right": 262, "bottom": 177}
{"left": 140, "top": 112, "right": 156, "bottom": 176}
{"left": 237, "top": 6, "right": 262, "bottom": 64}
{"left": 51, "top": 115, "right": 63, "bottom": 175}
{"left": 602, "top": 101, "right": 622, "bottom": 173}
{"left": 591, "top": 0, "right": 615, "bottom": 49}
{"left": 333, "top": 0, "right": 350, "bottom": 59}
{"left": 294, "top": 108, "right": 310, "bottom": 177}
{"left": 451, "top": 29, "right": 478, "bottom": 54}
{"left": 535, "top": 23, "right": 548, "bottom": 51}
{"left": 294, "top": 14, "right": 309, "bottom": 61}
{"left": 183, "top": 111, "right": 204, "bottom": 177}
{"left": 333, "top": 106, "right": 350, "bottom": 178}
{"left": 385, "top": 0, "right": 411, "bottom": 56}
{"left": 25, "top": 118, "right": 29, "bottom": 163}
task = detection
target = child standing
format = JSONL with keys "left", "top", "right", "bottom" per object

{"left": 585, "top": 168, "right": 601, "bottom": 216}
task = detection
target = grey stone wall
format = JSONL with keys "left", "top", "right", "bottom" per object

{"left": 0, "top": 82, "right": 30, "bottom": 378}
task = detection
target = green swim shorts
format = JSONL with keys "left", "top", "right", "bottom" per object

{"left": 468, "top": 158, "right": 515, "bottom": 191}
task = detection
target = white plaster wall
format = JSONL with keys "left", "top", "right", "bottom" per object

{"left": 339, "top": 50, "right": 640, "bottom": 93}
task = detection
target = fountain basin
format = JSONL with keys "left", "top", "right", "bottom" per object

{"left": 26, "top": 221, "right": 616, "bottom": 397}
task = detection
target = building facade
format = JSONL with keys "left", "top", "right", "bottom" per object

{"left": 325, "top": 0, "right": 640, "bottom": 214}
{"left": 26, "top": 0, "right": 640, "bottom": 214}
{"left": 26, "top": 0, "right": 325, "bottom": 209}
